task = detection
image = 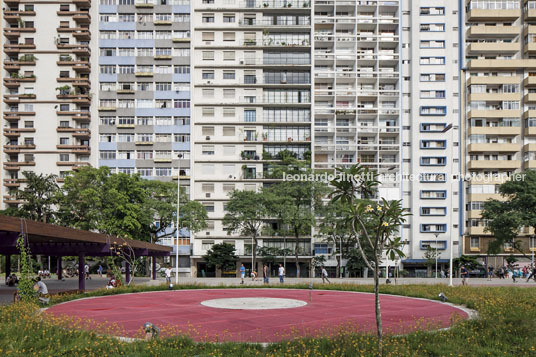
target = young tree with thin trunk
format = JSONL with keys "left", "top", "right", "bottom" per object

{"left": 330, "top": 165, "right": 409, "bottom": 356}
{"left": 223, "top": 190, "right": 267, "bottom": 271}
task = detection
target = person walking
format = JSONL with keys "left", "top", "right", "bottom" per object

{"left": 240, "top": 264, "right": 245, "bottom": 285}
{"left": 164, "top": 266, "right": 172, "bottom": 284}
{"left": 97, "top": 265, "right": 103, "bottom": 277}
{"left": 278, "top": 264, "right": 285, "bottom": 283}
{"left": 263, "top": 264, "right": 269, "bottom": 284}
{"left": 321, "top": 266, "right": 331, "bottom": 284}
{"left": 460, "top": 265, "right": 468, "bottom": 286}
{"left": 527, "top": 266, "right": 536, "bottom": 282}
{"left": 487, "top": 266, "right": 493, "bottom": 281}
{"left": 84, "top": 264, "right": 90, "bottom": 280}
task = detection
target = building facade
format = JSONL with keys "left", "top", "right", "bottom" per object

{"left": 190, "top": 0, "right": 313, "bottom": 277}
{"left": 96, "top": 0, "right": 192, "bottom": 274}
{"left": 401, "top": 1, "right": 462, "bottom": 276}
{"left": 463, "top": 0, "right": 536, "bottom": 265}
{"left": 1, "top": 0, "right": 97, "bottom": 207}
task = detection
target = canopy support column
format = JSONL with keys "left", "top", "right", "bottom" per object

{"left": 78, "top": 253, "right": 85, "bottom": 291}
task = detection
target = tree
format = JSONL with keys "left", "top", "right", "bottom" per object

{"left": 317, "top": 200, "right": 357, "bottom": 277}
{"left": 11, "top": 171, "right": 60, "bottom": 223}
{"left": 453, "top": 255, "right": 479, "bottom": 273}
{"left": 330, "top": 164, "right": 409, "bottom": 356}
{"left": 203, "top": 243, "right": 239, "bottom": 274}
{"left": 223, "top": 190, "right": 268, "bottom": 271}
{"left": 481, "top": 171, "right": 536, "bottom": 259}
{"left": 264, "top": 153, "right": 327, "bottom": 277}
{"left": 346, "top": 246, "right": 374, "bottom": 277}
{"left": 423, "top": 246, "right": 440, "bottom": 278}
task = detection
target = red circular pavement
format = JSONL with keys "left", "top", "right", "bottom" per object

{"left": 45, "top": 289, "right": 469, "bottom": 343}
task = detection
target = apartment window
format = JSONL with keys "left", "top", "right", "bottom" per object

{"left": 175, "top": 65, "right": 190, "bottom": 74}
{"left": 223, "top": 32, "right": 235, "bottom": 41}
{"left": 420, "top": 157, "right": 447, "bottom": 166}
{"left": 203, "top": 51, "right": 214, "bottom": 61}
{"left": 202, "top": 14, "right": 214, "bottom": 23}
{"left": 223, "top": 108, "right": 235, "bottom": 117}
{"left": 420, "top": 106, "right": 447, "bottom": 116}
{"left": 420, "top": 23, "right": 445, "bottom": 32}
{"left": 59, "top": 137, "right": 69, "bottom": 145}
{"left": 420, "top": 224, "right": 447, "bottom": 233}
{"left": 420, "top": 190, "right": 447, "bottom": 199}
{"left": 155, "top": 83, "right": 172, "bottom": 91}
{"left": 59, "top": 153, "right": 70, "bottom": 162}
{"left": 420, "top": 173, "right": 446, "bottom": 183}
{"left": 420, "top": 7, "right": 445, "bottom": 15}
{"left": 223, "top": 70, "right": 235, "bottom": 79}
{"left": 202, "top": 107, "right": 215, "bottom": 117}
{"left": 223, "top": 126, "right": 235, "bottom": 136}
{"left": 420, "top": 57, "right": 445, "bottom": 65}
{"left": 137, "top": 117, "right": 153, "bottom": 125}
{"left": 223, "top": 14, "right": 235, "bottom": 23}
{"left": 470, "top": 237, "right": 480, "bottom": 249}
{"left": 420, "top": 40, "right": 445, "bottom": 49}
{"left": 420, "top": 73, "right": 445, "bottom": 82}
{"left": 100, "top": 65, "right": 116, "bottom": 74}
{"left": 223, "top": 89, "right": 235, "bottom": 98}
{"left": 420, "top": 207, "right": 447, "bottom": 216}
{"left": 100, "top": 151, "right": 116, "bottom": 160}
{"left": 202, "top": 126, "right": 215, "bottom": 136}
{"left": 202, "top": 145, "right": 215, "bottom": 155}
{"left": 202, "top": 70, "right": 215, "bottom": 79}
{"left": 420, "top": 90, "right": 446, "bottom": 99}
{"left": 202, "top": 32, "right": 215, "bottom": 41}
{"left": 223, "top": 51, "right": 235, "bottom": 61}
{"left": 118, "top": 65, "right": 134, "bottom": 74}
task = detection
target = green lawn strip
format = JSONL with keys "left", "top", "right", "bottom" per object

{"left": 0, "top": 284, "right": 534, "bottom": 356}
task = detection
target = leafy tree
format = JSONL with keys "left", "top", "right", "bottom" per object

{"left": 223, "top": 190, "right": 268, "bottom": 270}
{"left": 424, "top": 246, "right": 440, "bottom": 278}
{"left": 264, "top": 153, "right": 328, "bottom": 277}
{"left": 453, "top": 255, "right": 479, "bottom": 271}
{"left": 346, "top": 246, "right": 374, "bottom": 277}
{"left": 330, "top": 164, "right": 410, "bottom": 356}
{"left": 317, "top": 200, "right": 357, "bottom": 276}
{"left": 481, "top": 171, "right": 536, "bottom": 259}
{"left": 10, "top": 171, "right": 60, "bottom": 223}
{"left": 203, "top": 243, "right": 239, "bottom": 274}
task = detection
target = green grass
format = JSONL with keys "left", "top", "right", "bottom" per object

{"left": 1, "top": 284, "right": 535, "bottom": 356}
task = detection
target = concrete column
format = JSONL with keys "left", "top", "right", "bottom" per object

{"left": 57, "top": 256, "right": 62, "bottom": 280}
{"left": 5, "top": 255, "right": 11, "bottom": 281}
{"left": 78, "top": 253, "right": 85, "bottom": 291}
{"left": 152, "top": 257, "right": 157, "bottom": 280}
{"left": 125, "top": 262, "right": 131, "bottom": 284}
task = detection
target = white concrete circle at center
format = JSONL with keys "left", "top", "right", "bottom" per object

{"left": 200, "top": 297, "right": 307, "bottom": 310}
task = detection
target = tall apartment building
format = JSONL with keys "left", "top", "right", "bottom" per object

{"left": 190, "top": 0, "right": 313, "bottom": 277}
{"left": 1, "top": 0, "right": 97, "bottom": 207}
{"left": 463, "top": 0, "right": 536, "bottom": 264}
{"left": 401, "top": 2, "right": 462, "bottom": 276}
{"left": 96, "top": 0, "right": 192, "bottom": 274}
{"left": 312, "top": 0, "right": 402, "bottom": 271}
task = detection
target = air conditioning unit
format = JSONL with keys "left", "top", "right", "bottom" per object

{"left": 206, "top": 193, "right": 211, "bottom": 198}
{"left": 240, "top": 60, "right": 244, "bottom": 64}
{"left": 206, "top": 80, "right": 212, "bottom": 84}
{"left": 206, "top": 136, "right": 211, "bottom": 140}
{"left": 206, "top": 232, "right": 210, "bottom": 235}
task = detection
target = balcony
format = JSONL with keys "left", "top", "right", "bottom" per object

{"left": 56, "top": 44, "right": 91, "bottom": 56}
{"left": 3, "top": 93, "right": 35, "bottom": 104}
{"left": 239, "top": 0, "right": 311, "bottom": 9}
{"left": 467, "top": 76, "right": 521, "bottom": 85}
{"left": 467, "top": 25, "right": 520, "bottom": 38}
{"left": 467, "top": 160, "right": 521, "bottom": 170}
{"left": 3, "top": 111, "right": 35, "bottom": 121}
{"left": 468, "top": 59, "right": 536, "bottom": 69}
{"left": 526, "top": 8, "right": 536, "bottom": 21}
{"left": 3, "top": 43, "right": 36, "bottom": 54}
{"left": 4, "top": 10, "right": 36, "bottom": 22}
{"left": 3, "top": 27, "right": 36, "bottom": 39}
{"left": 56, "top": 11, "right": 91, "bottom": 22}
{"left": 56, "top": 127, "right": 90, "bottom": 137}
{"left": 3, "top": 144, "right": 36, "bottom": 153}
{"left": 466, "top": 42, "right": 519, "bottom": 54}
{"left": 467, "top": 126, "right": 520, "bottom": 136}
{"left": 72, "top": 0, "right": 91, "bottom": 7}
{"left": 3, "top": 195, "right": 23, "bottom": 204}
{"left": 524, "top": 160, "right": 536, "bottom": 169}
{"left": 3, "top": 160, "right": 35, "bottom": 171}
{"left": 3, "top": 179, "right": 21, "bottom": 188}
{"left": 56, "top": 144, "right": 90, "bottom": 154}
{"left": 56, "top": 161, "right": 91, "bottom": 167}
{"left": 466, "top": 9, "right": 520, "bottom": 21}
{"left": 56, "top": 27, "right": 91, "bottom": 41}
{"left": 525, "top": 43, "right": 536, "bottom": 54}
{"left": 56, "top": 93, "right": 91, "bottom": 104}
{"left": 467, "top": 143, "right": 521, "bottom": 152}
{"left": 56, "top": 110, "right": 90, "bottom": 121}
{"left": 3, "top": 128, "right": 36, "bottom": 137}
{"left": 467, "top": 93, "right": 520, "bottom": 102}
{"left": 56, "top": 77, "right": 90, "bottom": 88}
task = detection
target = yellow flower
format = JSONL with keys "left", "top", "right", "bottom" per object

{"left": 382, "top": 222, "right": 389, "bottom": 227}
{"left": 365, "top": 205, "right": 373, "bottom": 212}
{"left": 377, "top": 206, "right": 382, "bottom": 211}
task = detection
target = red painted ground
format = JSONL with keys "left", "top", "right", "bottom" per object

{"left": 45, "top": 289, "right": 468, "bottom": 343}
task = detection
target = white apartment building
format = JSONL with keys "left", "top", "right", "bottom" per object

{"left": 1, "top": 0, "right": 98, "bottom": 208}
{"left": 401, "top": 1, "right": 461, "bottom": 276}
{"left": 190, "top": 0, "right": 313, "bottom": 277}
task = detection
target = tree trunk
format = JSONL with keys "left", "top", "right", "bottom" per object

{"left": 252, "top": 235, "right": 258, "bottom": 274}
{"left": 295, "top": 230, "right": 300, "bottom": 278}
{"left": 374, "top": 256, "right": 383, "bottom": 357}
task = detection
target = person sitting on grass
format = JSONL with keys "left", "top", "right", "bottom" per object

{"left": 106, "top": 275, "right": 117, "bottom": 290}
{"left": 33, "top": 277, "right": 50, "bottom": 304}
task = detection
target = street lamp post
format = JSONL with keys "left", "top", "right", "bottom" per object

{"left": 339, "top": 237, "right": 342, "bottom": 279}
{"left": 434, "top": 233, "right": 439, "bottom": 279}
{"left": 175, "top": 153, "right": 182, "bottom": 285}
{"left": 441, "top": 123, "right": 455, "bottom": 286}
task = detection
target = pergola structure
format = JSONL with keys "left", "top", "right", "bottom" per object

{"left": 0, "top": 215, "right": 171, "bottom": 291}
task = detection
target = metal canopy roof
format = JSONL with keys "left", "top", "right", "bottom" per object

{"left": 0, "top": 215, "right": 171, "bottom": 257}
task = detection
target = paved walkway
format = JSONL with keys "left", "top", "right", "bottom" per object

{"left": 2, "top": 275, "right": 534, "bottom": 305}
